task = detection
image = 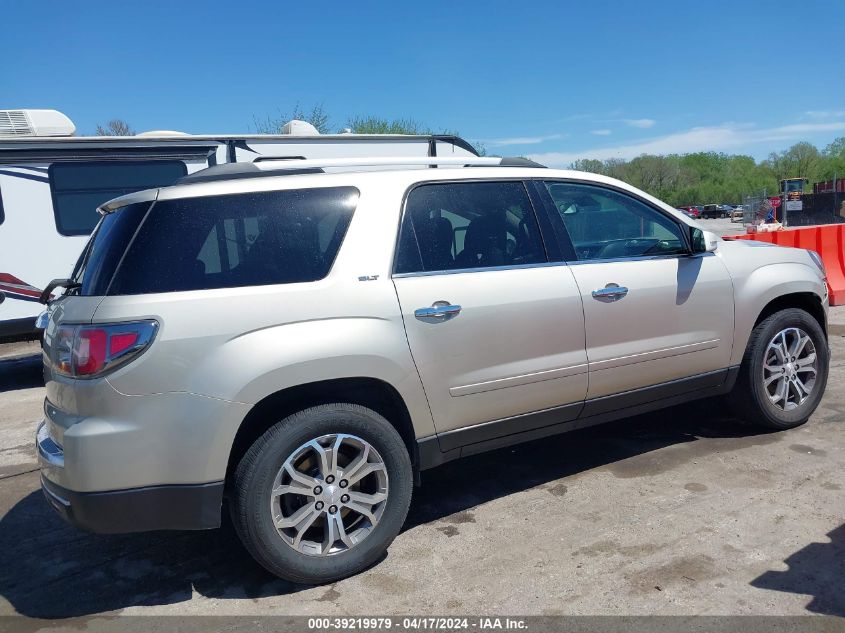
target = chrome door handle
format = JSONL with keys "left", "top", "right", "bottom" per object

{"left": 591, "top": 284, "right": 629, "bottom": 301}
{"left": 414, "top": 303, "right": 462, "bottom": 322}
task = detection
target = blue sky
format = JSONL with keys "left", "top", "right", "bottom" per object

{"left": 3, "top": 0, "right": 844, "bottom": 166}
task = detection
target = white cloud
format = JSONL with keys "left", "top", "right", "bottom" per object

{"left": 483, "top": 133, "right": 567, "bottom": 147}
{"left": 591, "top": 129, "right": 612, "bottom": 136}
{"left": 623, "top": 118, "right": 656, "bottom": 128}
{"left": 805, "top": 110, "right": 845, "bottom": 119}
{"left": 528, "top": 120, "right": 845, "bottom": 167}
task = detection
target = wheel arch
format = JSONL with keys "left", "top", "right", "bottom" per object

{"left": 225, "top": 377, "right": 420, "bottom": 493}
{"left": 729, "top": 259, "right": 828, "bottom": 367}
{"left": 753, "top": 291, "right": 827, "bottom": 336}
{"left": 726, "top": 290, "right": 829, "bottom": 430}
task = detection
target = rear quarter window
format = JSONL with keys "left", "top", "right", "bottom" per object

{"left": 76, "top": 202, "right": 152, "bottom": 296}
{"left": 106, "top": 187, "right": 358, "bottom": 295}
{"left": 49, "top": 161, "right": 186, "bottom": 236}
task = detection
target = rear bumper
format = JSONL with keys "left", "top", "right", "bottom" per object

{"left": 37, "top": 420, "right": 223, "bottom": 533}
{"left": 40, "top": 474, "right": 223, "bottom": 534}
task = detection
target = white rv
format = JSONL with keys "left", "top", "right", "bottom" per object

{"left": 0, "top": 109, "right": 478, "bottom": 339}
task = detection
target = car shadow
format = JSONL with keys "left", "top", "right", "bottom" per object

{"left": 406, "top": 398, "right": 780, "bottom": 527}
{"left": 675, "top": 254, "right": 702, "bottom": 306}
{"left": 0, "top": 398, "right": 788, "bottom": 618}
{"left": 0, "top": 354, "right": 43, "bottom": 393}
{"left": 750, "top": 522, "right": 845, "bottom": 616}
{"left": 0, "top": 491, "right": 308, "bottom": 618}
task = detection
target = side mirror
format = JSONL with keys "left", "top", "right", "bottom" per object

{"left": 690, "top": 227, "right": 719, "bottom": 253}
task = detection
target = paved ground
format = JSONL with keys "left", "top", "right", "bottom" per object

{"left": 0, "top": 310, "right": 842, "bottom": 619}
{"left": 696, "top": 216, "right": 748, "bottom": 236}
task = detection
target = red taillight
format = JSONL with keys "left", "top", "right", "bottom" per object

{"left": 109, "top": 331, "right": 139, "bottom": 356}
{"left": 50, "top": 321, "right": 157, "bottom": 379}
{"left": 74, "top": 328, "right": 108, "bottom": 376}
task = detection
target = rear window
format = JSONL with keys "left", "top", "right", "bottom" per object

{"left": 74, "top": 202, "right": 152, "bottom": 295}
{"left": 97, "top": 187, "right": 357, "bottom": 296}
{"left": 50, "top": 161, "right": 187, "bottom": 236}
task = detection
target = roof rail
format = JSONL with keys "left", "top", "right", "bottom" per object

{"left": 177, "top": 156, "right": 544, "bottom": 185}
{"left": 254, "top": 156, "right": 502, "bottom": 169}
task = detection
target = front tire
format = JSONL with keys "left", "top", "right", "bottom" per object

{"left": 230, "top": 403, "right": 413, "bottom": 584}
{"left": 727, "top": 308, "right": 829, "bottom": 429}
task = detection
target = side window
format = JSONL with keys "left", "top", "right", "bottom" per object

{"left": 49, "top": 161, "right": 187, "bottom": 236}
{"left": 544, "top": 182, "right": 687, "bottom": 261}
{"left": 395, "top": 181, "right": 546, "bottom": 274}
{"left": 0, "top": 184, "right": 4, "bottom": 225}
{"left": 107, "top": 187, "right": 358, "bottom": 295}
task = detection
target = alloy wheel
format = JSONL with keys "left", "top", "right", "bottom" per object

{"left": 762, "top": 327, "right": 817, "bottom": 411}
{"left": 270, "top": 433, "right": 389, "bottom": 556}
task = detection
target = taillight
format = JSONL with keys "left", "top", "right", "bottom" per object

{"left": 51, "top": 321, "right": 158, "bottom": 379}
{"left": 75, "top": 328, "right": 108, "bottom": 376}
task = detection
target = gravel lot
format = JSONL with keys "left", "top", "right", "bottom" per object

{"left": 695, "top": 216, "right": 749, "bottom": 236}
{"left": 0, "top": 309, "right": 842, "bottom": 619}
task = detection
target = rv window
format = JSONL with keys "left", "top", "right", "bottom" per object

{"left": 49, "top": 161, "right": 186, "bottom": 236}
{"left": 0, "top": 186, "right": 4, "bottom": 225}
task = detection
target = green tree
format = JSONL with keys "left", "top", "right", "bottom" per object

{"left": 819, "top": 137, "right": 845, "bottom": 180}
{"left": 570, "top": 159, "right": 606, "bottom": 174}
{"left": 564, "top": 148, "right": 792, "bottom": 205}
{"left": 251, "top": 108, "right": 488, "bottom": 154}
{"left": 95, "top": 119, "right": 134, "bottom": 136}
{"left": 346, "top": 115, "right": 451, "bottom": 135}
{"left": 253, "top": 103, "right": 332, "bottom": 134}
{"left": 765, "top": 142, "right": 822, "bottom": 185}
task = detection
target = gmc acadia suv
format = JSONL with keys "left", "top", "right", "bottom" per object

{"left": 36, "top": 156, "right": 830, "bottom": 583}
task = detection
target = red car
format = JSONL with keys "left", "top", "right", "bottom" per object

{"left": 677, "top": 206, "right": 700, "bottom": 218}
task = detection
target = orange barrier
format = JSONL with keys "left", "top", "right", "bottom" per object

{"left": 723, "top": 224, "right": 845, "bottom": 306}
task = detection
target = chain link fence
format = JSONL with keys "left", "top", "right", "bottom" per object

{"left": 738, "top": 192, "right": 845, "bottom": 228}
{"left": 741, "top": 194, "right": 766, "bottom": 225}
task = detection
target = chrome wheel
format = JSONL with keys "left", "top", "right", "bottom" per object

{"left": 763, "top": 327, "right": 817, "bottom": 411}
{"left": 270, "top": 433, "right": 389, "bottom": 556}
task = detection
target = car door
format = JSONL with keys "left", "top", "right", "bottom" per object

{"left": 538, "top": 180, "right": 735, "bottom": 405}
{"left": 392, "top": 180, "right": 588, "bottom": 448}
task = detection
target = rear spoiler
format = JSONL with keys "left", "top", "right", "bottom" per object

{"left": 98, "top": 188, "right": 159, "bottom": 215}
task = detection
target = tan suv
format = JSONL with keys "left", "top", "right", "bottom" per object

{"left": 37, "top": 157, "right": 830, "bottom": 583}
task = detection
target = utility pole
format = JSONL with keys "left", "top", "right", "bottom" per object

{"left": 782, "top": 181, "right": 788, "bottom": 227}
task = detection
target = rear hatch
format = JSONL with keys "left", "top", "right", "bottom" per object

{"left": 42, "top": 181, "right": 360, "bottom": 407}
{"left": 42, "top": 193, "right": 157, "bottom": 405}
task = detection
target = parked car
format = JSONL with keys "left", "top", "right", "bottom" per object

{"left": 678, "top": 205, "right": 700, "bottom": 218}
{"left": 731, "top": 206, "right": 746, "bottom": 223}
{"left": 36, "top": 156, "right": 831, "bottom": 584}
{"left": 701, "top": 204, "right": 735, "bottom": 219}
{"left": 700, "top": 204, "right": 722, "bottom": 219}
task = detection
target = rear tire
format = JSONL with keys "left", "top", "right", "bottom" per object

{"left": 230, "top": 403, "right": 413, "bottom": 584}
{"left": 727, "top": 308, "right": 828, "bottom": 429}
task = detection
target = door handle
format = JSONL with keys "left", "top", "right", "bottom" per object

{"left": 591, "top": 284, "right": 629, "bottom": 302}
{"left": 414, "top": 302, "right": 462, "bottom": 322}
